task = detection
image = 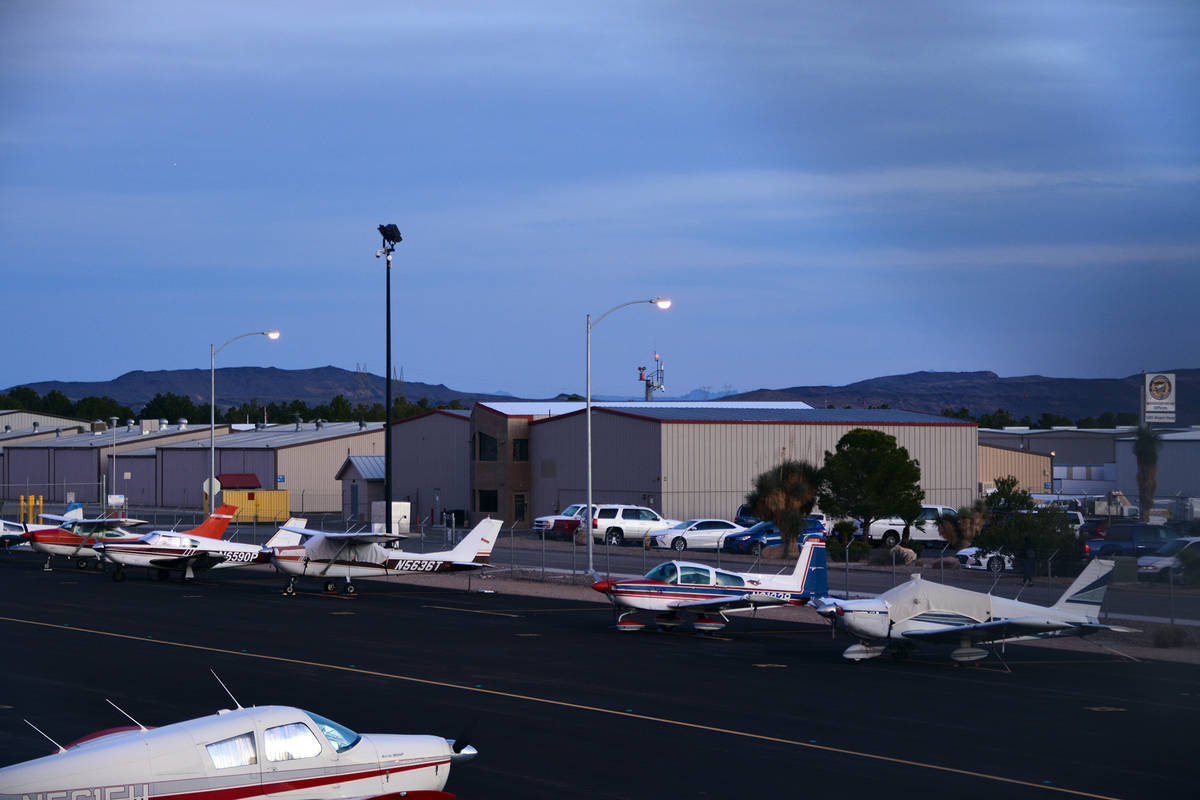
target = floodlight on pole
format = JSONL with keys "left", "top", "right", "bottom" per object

{"left": 209, "top": 329, "right": 280, "bottom": 511}
{"left": 377, "top": 224, "right": 402, "bottom": 536}
{"left": 586, "top": 297, "right": 672, "bottom": 575}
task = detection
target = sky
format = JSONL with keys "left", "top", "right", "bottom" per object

{"left": 2, "top": 1, "right": 1198, "bottom": 399}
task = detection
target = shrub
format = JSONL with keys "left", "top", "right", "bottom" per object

{"left": 1152, "top": 626, "right": 1191, "bottom": 649}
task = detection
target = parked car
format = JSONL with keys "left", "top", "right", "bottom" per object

{"left": 734, "top": 504, "right": 760, "bottom": 528}
{"left": 1085, "top": 523, "right": 1179, "bottom": 558}
{"left": 1137, "top": 537, "right": 1200, "bottom": 583}
{"left": 865, "top": 506, "right": 958, "bottom": 547}
{"left": 532, "top": 503, "right": 588, "bottom": 540}
{"left": 652, "top": 519, "right": 746, "bottom": 551}
{"left": 723, "top": 517, "right": 825, "bottom": 556}
{"left": 956, "top": 546, "right": 1015, "bottom": 574}
{"left": 590, "top": 505, "right": 679, "bottom": 546}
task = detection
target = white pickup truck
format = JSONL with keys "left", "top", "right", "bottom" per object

{"left": 532, "top": 503, "right": 588, "bottom": 540}
{"left": 866, "top": 505, "right": 958, "bottom": 547}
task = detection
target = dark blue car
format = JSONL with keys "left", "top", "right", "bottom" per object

{"left": 724, "top": 518, "right": 825, "bottom": 556}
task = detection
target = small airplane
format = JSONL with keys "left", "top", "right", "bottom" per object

{"left": 26, "top": 506, "right": 155, "bottom": 571}
{"left": 0, "top": 698, "right": 477, "bottom": 798}
{"left": 267, "top": 517, "right": 503, "bottom": 596}
{"left": 591, "top": 534, "right": 828, "bottom": 632}
{"left": 1, "top": 503, "right": 84, "bottom": 549}
{"left": 814, "top": 558, "right": 1133, "bottom": 662}
{"left": 92, "top": 505, "right": 260, "bottom": 583}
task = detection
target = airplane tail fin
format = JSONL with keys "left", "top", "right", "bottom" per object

{"left": 789, "top": 534, "right": 828, "bottom": 599}
{"left": 1051, "top": 558, "right": 1114, "bottom": 619}
{"left": 446, "top": 518, "right": 503, "bottom": 564}
{"left": 64, "top": 502, "right": 84, "bottom": 520}
{"left": 264, "top": 518, "right": 309, "bottom": 548}
{"left": 188, "top": 504, "right": 238, "bottom": 540}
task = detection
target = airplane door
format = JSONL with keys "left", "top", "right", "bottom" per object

{"left": 258, "top": 720, "right": 340, "bottom": 795}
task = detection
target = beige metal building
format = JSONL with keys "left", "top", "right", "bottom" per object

{"left": 528, "top": 406, "right": 978, "bottom": 522}
{"left": 978, "top": 444, "right": 1051, "bottom": 496}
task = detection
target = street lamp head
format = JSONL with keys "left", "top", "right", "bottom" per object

{"left": 653, "top": 297, "right": 672, "bottom": 310}
{"left": 378, "top": 224, "right": 403, "bottom": 245}
{"left": 265, "top": 330, "right": 281, "bottom": 340}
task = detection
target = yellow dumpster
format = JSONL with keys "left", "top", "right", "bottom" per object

{"left": 222, "top": 490, "right": 290, "bottom": 523}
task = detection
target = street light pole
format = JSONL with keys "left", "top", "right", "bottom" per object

{"left": 586, "top": 297, "right": 671, "bottom": 574}
{"left": 377, "top": 224, "right": 403, "bottom": 535}
{"left": 210, "top": 330, "right": 280, "bottom": 512}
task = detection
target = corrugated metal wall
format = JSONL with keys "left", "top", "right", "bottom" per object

{"left": 106, "top": 452, "right": 157, "bottom": 507}
{"left": 391, "top": 413, "right": 470, "bottom": 525}
{"left": 529, "top": 413, "right": 585, "bottom": 517}
{"left": 978, "top": 445, "right": 1050, "bottom": 494}
{"left": 277, "top": 430, "right": 383, "bottom": 513}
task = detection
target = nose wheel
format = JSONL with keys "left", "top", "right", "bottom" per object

{"left": 344, "top": 583, "right": 357, "bottom": 596}
{"left": 323, "top": 580, "right": 338, "bottom": 594}
{"left": 282, "top": 578, "right": 297, "bottom": 596}
{"left": 111, "top": 566, "right": 126, "bottom": 582}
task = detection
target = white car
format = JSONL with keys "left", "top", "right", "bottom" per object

{"left": 866, "top": 505, "right": 957, "bottom": 547}
{"left": 1137, "top": 536, "right": 1200, "bottom": 583}
{"left": 956, "top": 546, "right": 1014, "bottom": 574}
{"left": 652, "top": 519, "right": 746, "bottom": 551}
{"left": 591, "top": 505, "right": 679, "bottom": 546}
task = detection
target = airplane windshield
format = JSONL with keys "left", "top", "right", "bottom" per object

{"left": 644, "top": 563, "right": 678, "bottom": 584}
{"left": 303, "top": 711, "right": 361, "bottom": 753}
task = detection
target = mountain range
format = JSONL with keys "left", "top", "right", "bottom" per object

{"left": 6, "top": 367, "right": 1197, "bottom": 426}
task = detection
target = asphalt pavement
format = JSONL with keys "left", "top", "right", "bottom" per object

{"left": 0, "top": 551, "right": 1195, "bottom": 799}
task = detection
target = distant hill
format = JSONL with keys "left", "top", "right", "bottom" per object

{"left": 8, "top": 366, "right": 520, "bottom": 412}
{"left": 728, "top": 369, "right": 1200, "bottom": 425}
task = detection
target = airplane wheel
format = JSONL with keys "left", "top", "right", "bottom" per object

{"left": 324, "top": 580, "right": 337, "bottom": 593}
{"left": 156, "top": 569, "right": 170, "bottom": 581}
{"left": 344, "top": 583, "right": 357, "bottom": 596}
{"left": 76, "top": 558, "right": 89, "bottom": 570}
{"left": 112, "top": 567, "right": 126, "bottom": 583}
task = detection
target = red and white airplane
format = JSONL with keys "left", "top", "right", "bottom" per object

{"left": 267, "top": 518, "right": 503, "bottom": 596}
{"left": 90, "top": 505, "right": 259, "bottom": 582}
{"left": 26, "top": 506, "right": 158, "bottom": 571}
{"left": 0, "top": 702, "right": 476, "bottom": 799}
{"left": 591, "top": 534, "right": 829, "bottom": 632}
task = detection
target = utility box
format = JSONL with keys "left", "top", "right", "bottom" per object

{"left": 223, "top": 490, "right": 290, "bottom": 523}
{"left": 372, "top": 501, "right": 411, "bottom": 534}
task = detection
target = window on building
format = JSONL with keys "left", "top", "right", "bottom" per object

{"left": 479, "top": 490, "right": 498, "bottom": 513}
{"left": 207, "top": 732, "right": 257, "bottom": 769}
{"left": 478, "top": 432, "right": 498, "bottom": 462}
{"left": 514, "top": 493, "right": 527, "bottom": 521}
{"left": 512, "top": 438, "right": 529, "bottom": 461}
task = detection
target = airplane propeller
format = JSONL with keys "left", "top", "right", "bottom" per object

{"left": 590, "top": 570, "right": 621, "bottom": 624}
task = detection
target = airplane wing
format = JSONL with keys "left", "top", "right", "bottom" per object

{"left": 280, "top": 526, "right": 406, "bottom": 544}
{"left": 147, "top": 552, "right": 231, "bottom": 571}
{"left": 901, "top": 616, "right": 1115, "bottom": 645}
{"left": 40, "top": 514, "right": 148, "bottom": 526}
{"left": 666, "top": 592, "right": 792, "bottom": 613}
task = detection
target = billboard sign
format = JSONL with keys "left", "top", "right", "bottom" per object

{"left": 1144, "top": 372, "right": 1176, "bottom": 423}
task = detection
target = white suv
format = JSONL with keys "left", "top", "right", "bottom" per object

{"left": 866, "top": 505, "right": 957, "bottom": 547}
{"left": 591, "top": 505, "right": 679, "bottom": 546}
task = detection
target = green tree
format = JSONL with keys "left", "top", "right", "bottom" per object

{"left": 985, "top": 475, "right": 1035, "bottom": 514}
{"left": 744, "top": 460, "right": 820, "bottom": 558}
{"left": 1134, "top": 425, "right": 1162, "bottom": 522}
{"left": 817, "top": 429, "right": 924, "bottom": 546}
{"left": 75, "top": 396, "right": 136, "bottom": 422}
{"left": 141, "top": 392, "right": 202, "bottom": 422}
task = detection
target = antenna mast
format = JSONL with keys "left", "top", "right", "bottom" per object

{"left": 637, "top": 352, "right": 666, "bottom": 401}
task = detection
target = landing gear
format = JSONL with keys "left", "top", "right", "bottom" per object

{"left": 42, "top": 556, "right": 53, "bottom": 572}
{"left": 654, "top": 613, "right": 681, "bottom": 632}
{"left": 76, "top": 557, "right": 89, "bottom": 570}
{"left": 111, "top": 566, "right": 126, "bottom": 583}
{"left": 615, "top": 610, "right": 644, "bottom": 632}
{"left": 282, "top": 578, "right": 297, "bottom": 597}
{"left": 323, "top": 580, "right": 338, "bottom": 594}
{"left": 344, "top": 583, "right": 357, "bottom": 596}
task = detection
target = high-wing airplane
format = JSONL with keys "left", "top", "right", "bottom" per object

{"left": 590, "top": 534, "right": 828, "bottom": 632}
{"left": 1, "top": 503, "right": 83, "bottom": 549}
{"left": 92, "top": 505, "right": 259, "bottom": 582}
{"left": 267, "top": 517, "right": 503, "bottom": 596}
{"left": 814, "top": 558, "right": 1134, "bottom": 662}
{"left": 26, "top": 507, "right": 158, "bottom": 571}
{"left": 0, "top": 702, "right": 477, "bottom": 799}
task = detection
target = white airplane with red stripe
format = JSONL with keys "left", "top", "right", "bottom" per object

{"left": 0, "top": 702, "right": 476, "bottom": 799}
{"left": 591, "top": 534, "right": 828, "bottom": 632}
{"left": 267, "top": 518, "right": 502, "bottom": 596}
{"left": 26, "top": 507, "right": 156, "bottom": 571}
{"left": 92, "top": 506, "right": 263, "bottom": 583}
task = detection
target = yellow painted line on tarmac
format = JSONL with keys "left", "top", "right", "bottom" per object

{"left": 0, "top": 614, "right": 1123, "bottom": 800}
{"left": 421, "top": 605, "right": 521, "bottom": 618}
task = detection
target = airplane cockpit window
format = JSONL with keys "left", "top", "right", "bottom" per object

{"left": 304, "top": 711, "right": 361, "bottom": 753}
{"left": 206, "top": 732, "right": 257, "bottom": 769}
{"left": 264, "top": 722, "right": 323, "bottom": 761}
{"left": 714, "top": 570, "right": 745, "bottom": 587}
{"left": 644, "top": 563, "right": 678, "bottom": 583}
{"left": 679, "top": 565, "right": 712, "bottom": 585}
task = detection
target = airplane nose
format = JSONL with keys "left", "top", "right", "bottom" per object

{"left": 591, "top": 579, "right": 615, "bottom": 594}
{"left": 816, "top": 603, "right": 843, "bottom": 618}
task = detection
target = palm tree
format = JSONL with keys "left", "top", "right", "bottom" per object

{"left": 1134, "top": 425, "right": 1162, "bottom": 522}
{"left": 744, "top": 461, "right": 820, "bottom": 558}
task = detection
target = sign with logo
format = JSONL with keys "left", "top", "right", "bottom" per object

{"left": 276, "top": 475, "right": 285, "bottom": 483}
{"left": 1144, "top": 372, "right": 1176, "bottom": 423}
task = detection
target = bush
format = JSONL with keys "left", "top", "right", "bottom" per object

{"left": 1152, "top": 625, "right": 1191, "bottom": 649}
{"left": 827, "top": 541, "right": 872, "bottom": 562}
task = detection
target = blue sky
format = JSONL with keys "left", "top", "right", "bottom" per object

{"left": 2, "top": 1, "right": 1197, "bottom": 399}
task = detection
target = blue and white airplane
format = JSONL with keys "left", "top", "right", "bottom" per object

{"left": 591, "top": 534, "right": 828, "bottom": 632}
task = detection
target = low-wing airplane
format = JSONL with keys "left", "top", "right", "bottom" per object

{"left": 814, "top": 557, "right": 1133, "bottom": 662}
{"left": 590, "top": 534, "right": 828, "bottom": 632}
{"left": 26, "top": 506, "right": 158, "bottom": 571}
{"left": 92, "top": 506, "right": 262, "bottom": 583}
{"left": 267, "top": 517, "right": 503, "bottom": 596}
{"left": 0, "top": 702, "right": 476, "bottom": 799}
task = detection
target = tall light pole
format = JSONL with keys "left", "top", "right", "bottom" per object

{"left": 209, "top": 330, "right": 280, "bottom": 512}
{"left": 377, "top": 224, "right": 403, "bottom": 535}
{"left": 586, "top": 297, "right": 671, "bottom": 574}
